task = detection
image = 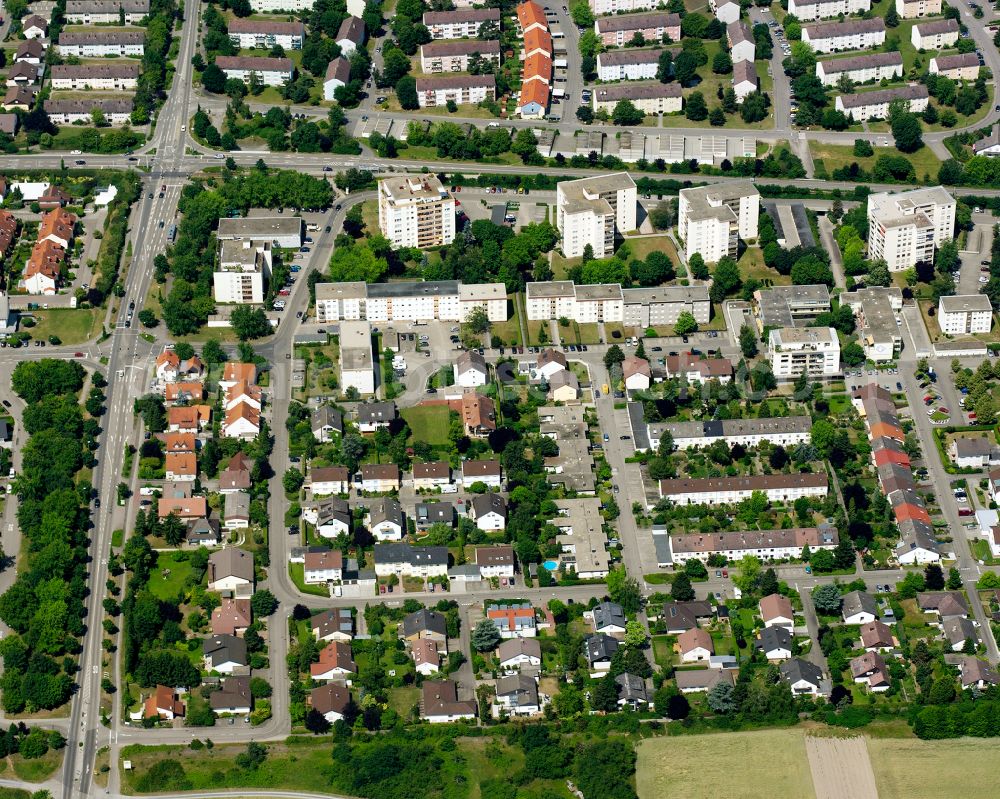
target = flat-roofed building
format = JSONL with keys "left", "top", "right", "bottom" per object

{"left": 525, "top": 281, "right": 576, "bottom": 320}
{"left": 422, "top": 8, "right": 500, "bottom": 39}
{"left": 768, "top": 326, "right": 840, "bottom": 378}
{"left": 217, "top": 215, "right": 303, "bottom": 248}
{"left": 213, "top": 239, "right": 271, "bottom": 305}
{"left": 938, "top": 295, "right": 993, "bottom": 335}
{"left": 622, "top": 285, "right": 711, "bottom": 326}
{"left": 867, "top": 186, "right": 955, "bottom": 271}
{"left": 596, "top": 48, "right": 669, "bottom": 81}
{"left": 551, "top": 498, "right": 609, "bottom": 578}
{"left": 840, "top": 287, "right": 904, "bottom": 361}
{"left": 556, "top": 173, "right": 637, "bottom": 258}
{"left": 339, "top": 321, "right": 375, "bottom": 395}
{"left": 788, "top": 0, "right": 870, "bottom": 21}
{"left": 419, "top": 39, "right": 500, "bottom": 73}
{"left": 595, "top": 12, "right": 681, "bottom": 46}
{"left": 378, "top": 175, "right": 456, "bottom": 249}
{"left": 835, "top": 85, "right": 928, "bottom": 122}
{"left": 801, "top": 18, "right": 885, "bottom": 53}
{"left": 754, "top": 284, "right": 831, "bottom": 328}
{"left": 592, "top": 81, "right": 682, "bottom": 115}
{"left": 677, "top": 182, "right": 760, "bottom": 262}
{"left": 659, "top": 472, "right": 829, "bottom": 505}
{"left": 911, "top": 18, "right": 959, "bottom": 49}
{"left": 815, "top": 52, "right": 903, "bottom": 86}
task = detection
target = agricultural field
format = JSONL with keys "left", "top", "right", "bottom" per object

{"left": 867, "top": 737, "right": 1000, "bottom": 798}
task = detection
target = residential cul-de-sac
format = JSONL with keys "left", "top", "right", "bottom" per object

{"left": 2, "top": 0, "right": 1000, "bottom": 797}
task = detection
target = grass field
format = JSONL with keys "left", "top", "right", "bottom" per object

{"left": 621, "top": 235, "right": 674, "bottom": 262}
{"left": 26, "top": 308, "right": 103, "bottom": 345}
{"left": 12, "top": 746, "right": 64, "bottom": 782}
{"left": 739, "top": 246, "right": 790, "bottom": 287}
{"left": 147, "top": 551, "right": 197, "bottom": 601}
{"left": 868, "top": 737, "right": 1000, "bottom": 798}
{"left": 636, "top": 730, "right": 816, "bottom": 799}
{"left": 809, "top": 143, "right": 943, "bottom": 182}
{"left": 401, "top": 404, "right": 451, "bottom": 446}
{"left": 288, "top": 562, "right": 329, "bottom": 597}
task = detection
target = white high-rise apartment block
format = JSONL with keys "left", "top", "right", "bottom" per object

{"left": 556, "top": 173, "right": 637, "bottom": 258}
{"left": 938, "top": 295, "right": 994, "bottom": 335}
{"left": 378, "top": 176, "right": 456, "bottom": 249}
{"left": 313, "top": 281, "right": 508, "bottom": 323}
{"left": 677, "top": 182, "right": 760, "bottom": 263}
{"left": 788, "top": 0, "right": 870, "bottom": 21}
{"left": 867, "top": 186, "right": 956, "bottom": 272}
{"left": 213, "top": 240, "right": 272, "bottom": 305}
{"left": 768, "top": 327, "right": 841, "bottom": 379}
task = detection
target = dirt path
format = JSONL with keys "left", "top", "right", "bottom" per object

{"left": 806, "top": 735, "right": 879, "bottom": 799}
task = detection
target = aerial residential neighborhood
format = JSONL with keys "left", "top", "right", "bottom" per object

{"left": 4, "top": 0, "right": 1000, "bottom": 796}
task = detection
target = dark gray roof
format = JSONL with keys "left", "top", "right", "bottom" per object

{"left": 838, "top": 85, "right": 928, "bottom": 110}
{"left": 755, "top": 625, "right": 792, "bottom": 654}
{"left": 369, "top": 496, "right": 404, "bottom": 528}
{"left": 59, "top": 29, "right": 145, "bottom": 44}
{"left": 51, "top": 62, "right": 141, "bottom": 79}
{"left": 495, "top": 673, "right": 538, "bottom": 706}
{"left": 585, "top": 633, "right": 619, "bottom": 663}
{"left": 661, "top": 600, "right": 713, "bottom": 631}
{"left": 615, "top": 672, "right": 648, "bottom": 702}
{"left": 402, "top": 608, "right": 448, "bottom": 638}
{"left": 593, "top": 601, "right": 626, "bottom": 631}
{"left": 44, "top": 98, "right": 133, "bottom": 115}
{"left": 595, "top": 11, "right": 680, "bottom": 32}
{"left": 914, "top": 18, "right": 959, "bottom": 35}
{"left": 842, "top": 590, "right": 877, "bottom": 619}
{"left": 471, "top": 492, "right": 507, "bottom": 519}
{"left": 203, "top": 634, "right": 247, "bottom": 666}
{"left": 593, "top": 81, "right": 682, "bottom": 103}
{"left": 597, "top": 47, "right": 669, "bottom": 66}
{"left": 357, "top": 401, "right": 397, "bottom": 424}
{"left": 375, "top": 543, "right": 448, "bottom": 566}
{"left": 818, "top": 52, "right": 902, "bottom": 76}
{"left": 416, "top": 501, "right": 454, "bottom": 525}
{"left": 803, "top": 17, "right": 885, "bottom": 38}
{"left": 312, "top": 405, "right": 344, "bottom": 433}
{"left": 780, "top": 657, "right": 821, "bottom": 686}
{"left": 312, "top": 608, "right": 354, "bottom": 638}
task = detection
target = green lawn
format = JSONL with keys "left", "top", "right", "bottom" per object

{"left": 11, "top": 747, "right": 64, "bottom": 782}
{"left": 739, "top": 246, "right": 789, "bottom": 287}
{"left": 24, "top": 308, "right": 103, "bottom": 345}
{"left": 288, "top": 562, "right": 329, "bottom": 597}
{"left": 809, "top": 143, "right": 943, "bottom": 183}
{"left": 148, "top": 551, "right": 196, "bottom": 601}
{"left": 401, "top": 404, "right": 452, "bottom": 446}
{"left": 621, "top": 235, "right": 675, "bottom": 262}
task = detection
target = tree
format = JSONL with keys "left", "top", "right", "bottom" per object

{"left": 138, "top": 309, "right": 158, "bottom": 328}
{"left": 673, "top": 311, "right": 698, "bottom": 336}
{"left": 250, "top": 590, "right": 278, "bottom": 617}
{"left": 607, "top": 567, "right": 642, "bottom": 614}
{"left": 812, "top": 583, "right": 842, "bottom": 614}
{"left": 946, "top": 567, "right": 962, "bottom": 591}
{"left": 396, "top": 76, "right": 418, "bottom": 110}
{"left": 688, "top": 253, "right": 708, "bottom": 280}
{"left": 674, "top": 51, "right": 698, "bottom": 86}
{"left": 710, "top": 257, "right": 741, "bottom": 302}
{"left": 886, "top": 4, "right": 899, "bottom": 26}
{"left": 710, "top": 106, "right": 726, "bottom": 126}
{"left": 465, "top": 305, "right": 490, "bottom": 334}
{"left": 671, "top": 572, "right": 694, "bottom": 601}
{"left": 891, "top": 113, "right": 923, "bottom": 153}
{"left": 381, "top": 48, "right": 411, "bottom": 87}
{"left": 603, "top": 344, "right": 626, "bottom": 374}
{"left": 201, "top": 63, "right": 227, "bottom": 93}
{"left": 667, "top": 693, "right": 690, "bottom": 719}
{"left": 707, "top": 681, "right": 736, "bottom": 713}
{"left": 853, "top": 139, "right": 874, "bottom": 157}
{"left": 623, "top": 620, "right": 647, "bottom": 648}
{"left": 229, "top": 306, "right": 272, "bottom": 340}
{"left": 282, "top": 468, "right": 304, "bottom": 494}
{"left": 657, "top": 50, "right": 674, "bottom": 83}
{"left": 612, "top": 100, "right": 644, "bottom": 126}
{"left": 739, "top": 324, "right": 759, "bottom": 358}
{"left": 924, "top": 563, "right": 945, "bottom": 591}
{"left": 712, "top": 50, "right": 733, "bottom": 74}
{"left": 471, "top": 619, "right": 501, "bottom": 651}
{"left": 685, "top": 91, "right": 708, "bottom": 121}
{"left": 590, "top": 674, "right": 619, "bottom": 712}
{"left": 570, "top": 0, "right": 594, "bottom": 26}
{"left": 576, "top": 105, "right": 594, "bottom": 123}
{"left": 304, "top": 708, "right": 331, "bottom": 734}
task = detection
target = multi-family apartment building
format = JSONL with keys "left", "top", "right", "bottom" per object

{"left": 929, "top": 52, "right": 980, "bottom": 81}
{"left": 801, "top": 18, "right": 885, "bottom": 53}
{"left": 43, "top": 98, "right": 133, "bottom": 125}
{"left": 787, "top": 0, "right": 870, "bottom": 21}
{"left": 938, "top": 295, "right": 994, "bottom": 335}
{"left": 835, "top": 85, "right": 929, "bottom": 121}
{"left": 867, "top": 186, "right": 956, "bottom": 271}
{"left": 641, "top": 415, "right": 813, "bottom": 451}
{"left": 840, "top": 287, "right": 904, "bottom": 361}
{"left": 228, "top": 19, "right": 305, "bottom": 50}
{"left": 768, "top": 327, "right": 841, "bottom": 378}
{"left": 335, "top": 15, "right": 366, "bottom": 55}
{"left": 667, "top": 526, "right": 838, "bottom": 564}
{"left": 592, "top": 81, "right": 683, "bottom": 115}
{"left": 340, "top": 320, "right": 375, "bottom": 395}
{"left": 733, "top": 60, "right": 758, "bottom": 102}
{"left": 895, "top": 0, "right": 941, "bottom": 17}
{"left": 594, "top": 12, "right": 681, "bottom": 46}
{"left": 377, "top": 175, "right": 456, "bottom": 249}
{"left": 49, "top": 62, "right": 140, "bottom": 91}
{"left": 711, "top": 0, "right": 741, "bottom": 23}
{"left": 215, "top": 56, "right": 294, "bottom": 87}
{"left": 57, "top": 29, "right": 145, "bottom": 57}
{"left": 658, "top": 473, "right": 829, "bottom": 505}
{"left": 589, "top": 0, "right": 660, "bottom": 13}
{"left": 419, "top": 39, "right": 500, "bottom": 73}
{"left": 250, "top": 0, "right": 314, "bottom": 10}
{"left": 911, "top": 18, "right": 959, "bottom": 49}
{"left": 217, "top": 216, "right": 303, "bottom": 249}
{"left": 414, "top": 74, "right": 495, "bottom": 108}
{"left": 213, "top": 239, "right": 272, "bottom": 304}
{"left": 815, "top": 52, "right": 903, "bottom": 86}
{"left": 525, "top": 281, "right": 711, "bottom": 325}
{"left": 727, "top": 20, "right": 755, "bottom": 63}
{"left": 422, "top": 8, "right": 500, "bottom": 39}
{"left": 596, "top": 48, "right": 668, "bottom": 81}
{"left": 677, "top": 181, "right": 760, "bottom": 262}
{"left": 555, "top": 173, "right": 637, "bottom": 258}
{"left": 65, "top": 0, "right": 149, "bottom": 24}
{"left": 314, "top": 280, "right": 508, "bottom": 323}
{"left": 552, "top": 498, "right": 610, "bottom": 578}
{"left": 621, "top": 286, "right": 711, "bottom": 327}
{"left": 754, "top": 284, "right": 831, "bottom": 328}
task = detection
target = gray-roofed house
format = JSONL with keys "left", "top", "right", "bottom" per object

{"left": 207, "top": 548, "right": 254, "bottom": 597}
{"left": 896, "top": 519, "right": 941, "bottom": 565}
{"left": 210, "top": 675, "right": 252, "bottom": 715}
{"left": 497, "top": 638, "right": 542, "bottom": 672}
{"left": 675, "top": 667, "right": 736, "bottom": 694}
{"left": 494, "top": 674, "right": 540, "bottom": 716}
{"left": 755, "top": 625, "right": 792, "bottom": 660}
{"left": 374, "top": 542, "right": 449, "bottom": 579}
{"left": 223, "top": 491, "right": 251, "bottom": 531}
{"left": 842, "top": 591, "right": 878, "bottom": 625}
{"left": 203, "top": 634, "right": 248, "bottom": 674}
{"left": 312, "top": 406, "right": 344, "bottom": 443}
{"left": 469, "top": 492, "right": 507, "bottom": 531}
{"left": 312, "top": 608, "right": 354, "bottom": 642}
{"left": 357, "top": 400, "right": 397, "bottom": 432}
{"left": 616, "top": 673, "right": 649, "bottom": 710}
{"left": 943, "top": 616, "right": 979, "bottom": 652}
{"left": 323, "top": 56, "right": 352, "bottom": 100}
{"left": 367, "top": 497, "right": 405, "bottom": 541}
{"left": 307, "top": 497, "right": 351, "bottom": 539}
{"left": 918, "top": 591, "right": 968, "bottom": 621}
{"left": 585, "top": 633, "right": 620, "bottom": 671}
{"left": 592, "top": 601, "right": 627, "bottom": 636}
{"left": 186, "top": 517, "right": 221, "bottom": 547}
{"left": 455, "top": 350, "right": 489, "bottom": 387}
{"left": 401, "top": 609, "right": 449, "bottom": 651}
{"left": 661, "top": 600, "right": 714, "bottom": 633}
{"left": 780, "top": 657, "right": 823, "bottom": 696}
{"left": 416, "top": 501, "right": 455, "bottom": 529}
{"left": 958, "top": 657, "right": 1000, "bottom": 690}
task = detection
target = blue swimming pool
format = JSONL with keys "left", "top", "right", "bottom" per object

{"left": 543, "top": 560, "right": 559, "bottom": 571}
